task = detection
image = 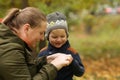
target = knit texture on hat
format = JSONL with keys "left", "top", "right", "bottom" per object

{"left": 45, "top": 12, "right": 69, "bottom": 40}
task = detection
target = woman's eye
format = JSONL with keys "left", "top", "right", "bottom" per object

{"left": 40, "top": 32, "right": 45, "bottom": 35}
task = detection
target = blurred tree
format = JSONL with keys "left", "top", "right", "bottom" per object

{"left": 9, "top": 0, "right": 29, "bottom": 8}
{"left": 21, "top": 0, "right": 29, "bottom": 8}
{"left": 10, "top": 0, "right": 15, "bottom": 7}
{"left": 83, "top": 11, "right": 95, "bottom": 34}
{"left": 41, "top": 0, "right": 52, "bottom": 6}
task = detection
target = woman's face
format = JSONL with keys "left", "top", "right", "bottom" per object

{"left": 49, "top": 29, "right": 67, "bottom": 48}
{"left": 24, "top": 21, "right": 47, "bottom": 49}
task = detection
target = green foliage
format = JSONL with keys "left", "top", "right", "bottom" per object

{"left": 33, "top": 2, "right": 52, "bottom": 14}
{"left": 69, "top": 15, "right": 120, "bottom": 59}
{"left": 0, "top": 0, "right": 25, "bottom": 17}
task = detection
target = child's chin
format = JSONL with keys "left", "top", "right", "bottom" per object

{"left": 55, "top": 45, "right": 62, "bottom": 48}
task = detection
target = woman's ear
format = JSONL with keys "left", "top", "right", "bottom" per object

{"left": 15, "top": 23, "right": 31, "bottom": 41}
{"left": 23, "top": 23, "right": 31, "bottom": 33}
{"left": 19, "top": 23, "right": 31, "bottom": 38}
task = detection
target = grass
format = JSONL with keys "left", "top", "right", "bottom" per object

{"left": 69, "top": 15, "right": 120, "bottom": 59}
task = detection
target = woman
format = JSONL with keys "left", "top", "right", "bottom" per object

{"left": 0, "top": 7, "right": 73, "bottom": 80}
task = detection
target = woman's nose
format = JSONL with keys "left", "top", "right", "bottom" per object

{"left": 40, "top": 35, "right": 45, "bottom": 41}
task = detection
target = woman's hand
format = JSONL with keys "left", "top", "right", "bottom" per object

{"left": 47, "top": 53, "right": 73, "bottom": 70}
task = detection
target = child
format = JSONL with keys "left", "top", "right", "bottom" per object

{"left": 38, "top": 12, "right": 85, "bottom": 80}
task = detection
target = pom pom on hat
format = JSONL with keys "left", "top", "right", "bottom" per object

{"left": 45, "top": 11, "right": 69, "bottom": 40}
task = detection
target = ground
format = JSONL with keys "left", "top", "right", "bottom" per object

{"left": 75, "top": 57, "right": 120, "bottom": 80}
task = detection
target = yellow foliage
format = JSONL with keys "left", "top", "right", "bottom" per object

{"left": 74, "top": 57, "right": 120, "bottom": 80}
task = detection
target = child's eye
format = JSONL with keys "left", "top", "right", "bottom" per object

{"left": 61, "top": 36, "right": 65, "bottom": 38}
{"left": 52, "top": 36, "right": 57, "bottom": 38}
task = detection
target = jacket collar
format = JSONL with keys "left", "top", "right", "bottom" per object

{"left": 48, "top": 40, "right": 70, "bottom": 53}
{"left": 0, "top": 24, "right": 32, "bottom": 52}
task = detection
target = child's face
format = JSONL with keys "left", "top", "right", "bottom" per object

{"left": 49, "top": 29, "right": 67, "bottom": 48}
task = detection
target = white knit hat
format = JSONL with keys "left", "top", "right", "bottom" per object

{"left": 45, "top": 12, "right": 69, "bottom": 40}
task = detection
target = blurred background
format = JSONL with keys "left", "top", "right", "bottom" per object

{"left": 0, "top": 0, "right": 120, "bottom": 80}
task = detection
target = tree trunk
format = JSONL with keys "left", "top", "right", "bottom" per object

{"left": 21, "top": 0, "right": 29, "bottom": 8}
{"left": 10, "top": 0, "right": 15, "bottom": 7}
